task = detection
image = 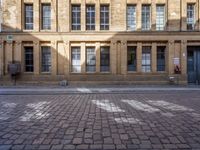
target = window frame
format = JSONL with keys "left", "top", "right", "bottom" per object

{"left": 71, "top": 47, "right": 81, "bottom": 73}
{"left": 86, "top": 5, "right": 96, "bottom": 30}
{"left": 127, "top": 5, "right": 136, "bottom": 31}
{"left": 41, "top": 46, "right": 51, "bottom": 73}
{"left": 100, "top": 5, "right": 109, "bottom": 30}
{"left": 71, "top": 4, "right": 81, "bottom": 31}
{"left": 41, "top": 3, "right": 51, "bottom": 30}
{"left": 24, "top": 46, "right": 34, "bottom": 72}
{"left": 141, "top": 5, "right": 151, "bottom": 31}
{"left": 100, "top": 46, "right": 110, "bottom": 72}
{"left": 24, "top": 3, "right": 34, "bottom": 30}
{"left": 156, "top": 4, "right": 165, "bottom": 31}
{"left": 86, "top": 47, "right": 96, "bottom": 73}
{"left": 142, "top": 46, "right": 151, "bottom": 73}
{"left": 127, "top": 46, "right": 137, "bottom": 72}
{"left": 157, "top": 46, "right": 166, "bottom": 72}
{"left": 187, "top": 3, "right": 195, "bottom": 31}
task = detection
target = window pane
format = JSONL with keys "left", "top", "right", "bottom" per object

{"left": 41, "top": 46, "right": 51, "bottom": 72}
{"left": 142, "top": 5, "right": 151, "bottom": 30}
{"left": 100, "top": 5, "right": 109, "bottom": 30}
{"left": 86, "top": 5, "right": 95, "bottom": 30}
{"left": 187, "top": 4, "right": 195, "bottom": 30}
{"left": 71, "top": 5, "right": 81, "bottom": 30}
{"left": 157, "top": 46, "right": 166, "bottom": 71}
{"left": 86, "top": 47, "right": 96, "bottom": 72}
{"left": 42, "top": 4, "right": 51, "bottom": 30}
{"left": 25, "top": 4, "right": 33, "bottom": 30}
{"left": 156, "top": 5, "right": 165, "bottom": 31}
{"left": 127, "top": 46, "right": 137, "bottom": 71}
{"left": 71, "top": 47, "right": 81, "bottom": 73}
{"left": 142, "top": 46, "right": 151, "bottom": 72}
{"left": 24, "top": 47, "right": 34, "bottom": 72}
{"left": 100, "top": 47, "right": 110, "bottom": 72}
{"left": 127, "top": 5, "right": 136, "bottom": 31}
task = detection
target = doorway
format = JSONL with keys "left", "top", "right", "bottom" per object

{"left": 187, "top": 46, "right": 200, "bottom": 84}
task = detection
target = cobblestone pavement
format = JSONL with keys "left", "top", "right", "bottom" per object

{"left": 0, "top": 91, "right": 200, "bottom": 150}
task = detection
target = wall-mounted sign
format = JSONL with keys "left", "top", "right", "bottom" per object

{"left": 7, "top": 35, "right": 13, "bottom": 41}
{"left": 173, "top": 58, "right": 180, "bottom": 65}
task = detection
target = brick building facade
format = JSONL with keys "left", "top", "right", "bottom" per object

{"left": 0, "top": 0, "right": 200, "bottom": 84}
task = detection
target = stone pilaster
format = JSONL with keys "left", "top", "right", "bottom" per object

{"left": 110, "top": 40, "right": 117, "bottom": 74}
{"left": 81, "top": 42, "right": 86, "bottom": 73}
{"left": 117, "top": 42, "right": 121, "bottom": 74}
{"left": 5, "top": 42, "right": 13, "bottom": 74}
{"left": 95, "top": 0, "right": 100, "bottom": 31}
{"left": 96, "top": 42, "right": 100, "bottom": 73}
{"left": 137, "top": 42, "right": 142, "bottom": 73}
{"left": 17, "top": 0, "right": 22, "bottom": 31}
{"left": 81, "top": 0, "right": 86, "bottom": 31}
{"left": 136, "top": 1, "right": 141, "bottom": 31}
{"left": 181, "top": 0, "right": 187, "bottom": 31}
{"left": 121, "top": 40, "right": 127, "bottom": 75}
{"left": 33, "top": 41, "right": 40, "bottom": 75}
{"left": 34, "top": 0, "right": 40, "bottom": 31}
{"left": 64, "top": 41, "right": 70, "bottom": 77}
{"left": 152, "top": 1, "right": 156, "bottom": 31}
{"left": 15, "top": 41, "right": 22, "bottom": 71}
{"left": 152, "top": 42, "right": 157, "bottom": 73}
{"left": 0, "top": 41, "right": 4, "bottom": 76}
{"left": 168, "top": 40, "right": 175, "bottom": 74}
{"left": 181, "top": 40, "right": 187, "bottom": 75}
{"left": 51, "top": 41, "right": 57, "bottom": 76}
{"left": 51, "top": 0, "right": 57, "bottom": 32}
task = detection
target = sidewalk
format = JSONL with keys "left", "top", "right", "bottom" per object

{"left": 0, "top": 85, "right": 200, "bottom": 95}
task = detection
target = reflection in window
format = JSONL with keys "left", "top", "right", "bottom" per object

{"left": 142, "top": 5, "right": 151, "bottom": 30}
{"left": 42, "top": 4, "right": 51, "bottom": 30}
{"left": 86, "top": 47, "right": 96, "bottom": 72}
{"left": 142, "top": 46, "right": 151, "bottom": 72}
{"left": 127, "top": 46, "right": 137, "bottom": 71}
{"left": 71, "top": 5, "right": 81, "bottom": 30}
{"left": 157, "top": 46, "right": 166, "bottom": 72}
{"left": 86, "top": 5, "right": 95, "bottom": 30}
{"left": 100, "top": 47, "right": 110, "bottom": 72}
{"left": 100, "top": 5, "right": 109, "bottom": 30}
{"left": 41, "top": 46, "right": 51, "bottom": 72}
{"left": 24, "top": 47, "right": 34, "bottom": 72}
{"left": 187, "top": 4, "right": 195, "bottom": 30}
{"left": 156, "top": 5, "right": 165, "bottom": 31}
{"left": 71, "top": 47, "right": 81, "bottom": 73}
{"left": 127, "top": 5, "right": 136, "bottom": 31}
{"left": 24, "top": 4, "right": 33, "bottom": 30}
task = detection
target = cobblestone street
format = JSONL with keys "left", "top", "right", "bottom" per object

{"left": 0, "top": 90, "right": 200, "bottom": 150}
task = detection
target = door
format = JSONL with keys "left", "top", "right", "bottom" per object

{"left": 187, "top": 46, "right": 200, "bottom": 84}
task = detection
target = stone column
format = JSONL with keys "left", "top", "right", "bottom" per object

{"left": 51, "top": 41, "right": 57, "bottom": 76}
{"left": 117, "top": 42, "right": 121, "bottom": 74}
{"left": 51, "top": 0, "right": 57, "bottom": 32}
{"left": 81, "top": 42, "right": 86, "bottom": 73}
{"left": 152, "top": 42, "right": 157, "bottom": 73}
{"left": 181, "top": 0, "right": 187, "bottom": 31}
{"left": 81, "top": 0, "right": 86, "bottom": 31}
{"left": 195, "top": 0, "right": 199, "bottom": 30}
{"left": 96, "top": 42, "right": 100, "bottom": 73}
{"left": 110, "top": 40, "right": 117, "bottom": 74}
{"left": 136, "top": 1, "right": 141, "bottom": 31}
{"left": 168, "top": 40, "right": 175, "bottom": 74}
{"left": 34, "top": 0, "right": 40, "bottom": 31}
{"left": 0, "top": 41, "right": 4, "bottom": 76}
{"left": 34, "top": 41, "right": 40, "bottom": 75}
{"left": 137, "top": 42, "right": 142, "bottom": 73}
{"left": 121, "top": 40, "right": 127, "bottom": 75}
{"left": 64, "top": 41, "right": 70, "bottom": 77}
{"left": 95, "top": 0, "right": 100, "bottom": 31}
{"left": 181, "top": 40, "right": 187, "bottom": 75}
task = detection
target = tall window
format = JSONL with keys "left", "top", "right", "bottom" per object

{"left": 100, "top": 5, "right": 109, "bottom": 30}
{"left": 142, "top": 46, "right": 151, "bottom": 72}
{"left": 127, "top": 46, "right": 137, "bottom": 71}
{"left": 71, "top": 47, "right": 81, "bottom": 73}
{"left": 127, "top": 5, "right": 136, "bottom": 31}
{"left": 157, "top": 46, "right": 166, "bottom": 72}
{"left": 100, "top": 47, "right": 110, "bottom": 72}
{"left": 42, "top": 4, "right": 51, "bottom": 30}
{"left": 187, "top": 4, "right": 195, "bottom": 30}
{"left": 156, "top": 5, "right": 165, "bottom": 31}
{"left": 24, "top": 4, "right": 33, "bottom": 30}
{"left": 86, "top": 47, "right": 96, "bottom": 72}
{"left": 41, "top": 46, "right": 51, "bottom": 72}
{"left": 142, "top": 5, "right": 151, "bottom": 30}
{"left": 86, "top": 5, "right": 95, "bottom": 30}
{"left": 71, "top": 5, "right": 81, "bottom": 30}
{"left": 24, "top": 47, "right": 34, "bottom": 72}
